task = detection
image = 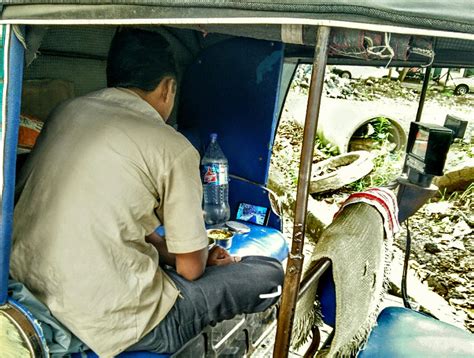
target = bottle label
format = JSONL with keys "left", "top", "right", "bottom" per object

{"left": 202, "top": 164, "right": 228, "bottom": 185}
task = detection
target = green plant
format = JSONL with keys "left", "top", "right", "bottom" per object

{"left": 347, "top": 148, "right": 404, "bottom": 191}
{"left": 368, "top": 116, "right": 393, "bottom": 143}
{"left": 315, "top": 134, "right": 340, "bottom": 157}
{"left": 460, "top": 182, "right": 474, "bottom": 202}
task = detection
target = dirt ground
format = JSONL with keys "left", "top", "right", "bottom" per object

{"left": 270, "top": 71, "right": 473, "bottom": 332}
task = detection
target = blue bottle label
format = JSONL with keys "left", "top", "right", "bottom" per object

{"left": 203, "top": 164, "right": 227, "bottom": 185}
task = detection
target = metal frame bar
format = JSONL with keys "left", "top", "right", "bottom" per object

{"left": 273, "top": 25, "right": 330, "bottom": 357}
{"left": 0, "top": 25, "right": 24, "bottom": 305}
{"left": 415, "top": 66, "right": 432, "bottom": 122}
{"left": 298, "top": 259, "right": 331, "bottom": 300}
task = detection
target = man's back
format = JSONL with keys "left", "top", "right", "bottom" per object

{"left": 10, "top": 87, "right": 207, "bottom": 357}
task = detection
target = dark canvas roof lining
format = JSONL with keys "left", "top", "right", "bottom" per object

{"left": 2, "top": 1, "right": 474, "bottom": 35}
{"left": 6, "top": 0, "right": 473, "bottom": 68}
{"left": 22, "top": 24, "right": 474, "bottom": 68}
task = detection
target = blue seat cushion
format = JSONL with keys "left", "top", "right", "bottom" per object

{"left": 227, "top": 222, "right": 288, "bottom": 261}
{"left": 358, "top": 306, "right": 474, "bottom": 357}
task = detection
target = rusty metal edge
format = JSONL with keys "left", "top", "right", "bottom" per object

{"left": 273, "top": 25, "right": 330, "bottom": 358}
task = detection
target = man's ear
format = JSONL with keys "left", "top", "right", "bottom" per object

{"left": 163, "top": 77, "right": 177, "bottom": 103}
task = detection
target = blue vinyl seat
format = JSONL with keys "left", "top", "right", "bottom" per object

{"left": 358, "top": 306, "right": 474, "bottom": 357}
{"left": 227, "top": 222, "right": 289, "bottom": 261}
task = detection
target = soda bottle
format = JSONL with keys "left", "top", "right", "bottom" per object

{"left": 201, "top": 133, "right": 230, "bottom": 225}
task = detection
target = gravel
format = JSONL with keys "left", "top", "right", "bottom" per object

{"left": 271, "top": 68, "right": 474, "bottom": 332}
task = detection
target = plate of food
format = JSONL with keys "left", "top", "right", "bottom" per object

{"left": 206, "top": 229, "right": 234, "bottom": 249}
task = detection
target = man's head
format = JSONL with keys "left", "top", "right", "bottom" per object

{"left": 107, "top": 28, "right": 177, "bottom": 121}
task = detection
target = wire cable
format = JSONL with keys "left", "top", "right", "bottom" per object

{"left": 401, "top": 218, "right": 412, "bottom": 309}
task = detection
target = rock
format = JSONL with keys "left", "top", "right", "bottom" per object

{"left": 424, "top": 242, "right": 442, "bottom": 254}
{"left": 448, "top": 240, "right": 466, "bottom": 251}
{"left": 426, "top": 276, "right": 449, "bottom": 296}
{"left": 433, "top": 162, "right": 474, "bottom": 193}
{"left": 447, "top": 273, "right": 467, "bottom": 285}
{"left": 389, "top": 248, "right": 466, "bottom": 329}
{"left": 454, "top": 286, "right": 469, "bottom": 294}
{"left": 424, "top": 201, "right": 453, "bottom": 215}
{"left": 449, "top": 298, "right": 468, "bottom": 306}
{"left": 453, "top": 220, "right": 472, "bottom": 238}
{"left": 440, "top": 233, "right": 453, "bottom": 243}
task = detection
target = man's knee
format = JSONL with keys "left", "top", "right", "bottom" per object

{"left": 239, "top": 256, "right": 284, "bottom": 306}
{"left": 242, "top": 256, "right": 284, "bottom": 284}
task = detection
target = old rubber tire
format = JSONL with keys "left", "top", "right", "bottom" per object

{"left": 309, "top": 151, "right": 374, "bottom": 194}
{"left": 340, "top": 71, "right": 351, "bottom": 79}
{"left": 454, "top": 84, "right": 469, "bottom": 96}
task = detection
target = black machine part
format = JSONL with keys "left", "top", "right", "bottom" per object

{"left": 396, "top": 177, "right": 438, "bottom": 223}
{"left": 444, "top": 114, "right": 468, "bottom": 140}
{"left": 404, "top": 122, "right": 453, "bottom": 187}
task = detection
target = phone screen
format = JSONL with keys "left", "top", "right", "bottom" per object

{"left": 236, "top": 203, "right": 269, "bottom": 225}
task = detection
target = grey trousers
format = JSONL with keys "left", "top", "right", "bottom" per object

{"left": 127, "top": 256, "right": 284, "bottom": 354}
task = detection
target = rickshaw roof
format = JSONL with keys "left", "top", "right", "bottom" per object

{"left": 1, "top": 1, "right": 473, "bottom": 35}
{"left": 1, "top": 1, "right": 473, "bottom": 67}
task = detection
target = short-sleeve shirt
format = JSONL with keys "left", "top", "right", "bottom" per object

{"left": 10, "top": 88, "right": 208, "bottom": 357}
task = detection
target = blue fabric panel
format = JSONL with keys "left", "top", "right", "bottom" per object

{"left": 178, "top": 37, "right": 283, "bottom": 186}
{"left": 227, "top": 223, "right": 288, "bottom": 262}
{"left": 317, "top": 268, "right": 336, "bottom": 327}
{"left": 358, "top": 306, "right": 474, "bottom": 357}
{"left": 0, "top": 28, "right": 24, "bottom": 304}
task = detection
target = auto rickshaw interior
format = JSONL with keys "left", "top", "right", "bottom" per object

{"left": 19, "top": 25, "right": 294, "bottom": 231}
{"left": 19, "top": 25, "right": 470, "bottom": 224}
{"left": 11, "top": 24, "right": 474, "bottom": 357}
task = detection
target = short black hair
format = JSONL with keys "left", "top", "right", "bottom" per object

{"left": 106, "top": 28, "right": 177, "bottom": 91}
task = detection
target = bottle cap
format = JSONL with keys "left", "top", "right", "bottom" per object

{"left": 210, "top": 133, "right": 218, "bottom": 141}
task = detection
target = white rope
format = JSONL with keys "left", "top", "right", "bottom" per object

{"left": 409, "top": 46, "right": 435, "bottom": 67}
{"left": 329, "top": 32, "right": 395, "bottom": 66}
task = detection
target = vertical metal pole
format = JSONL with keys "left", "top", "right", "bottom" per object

{"left": 0, "top": 25, "right": 24, "bottom": 304}
{"left": 273, "top": 25, "right": 330, "bottom": 358}
{"left": 415, "top": 66, "right": 432, "bottom": 122}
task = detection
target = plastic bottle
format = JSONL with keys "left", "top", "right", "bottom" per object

{"left": 201, "top": 133, "right": 230, "bottom": 225}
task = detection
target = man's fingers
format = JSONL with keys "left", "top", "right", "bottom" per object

{"left": 213, "top": 256, "right": 234, "bottom": 266}
{"left": 210, "top": 246, "right": 230, "bottom": 258}
{"left": 207, "top": 247, "right": 240, "bottom": 266}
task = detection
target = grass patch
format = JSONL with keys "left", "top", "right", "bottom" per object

{"left": 347, "top": 145, "right": 404, "bottom": 191}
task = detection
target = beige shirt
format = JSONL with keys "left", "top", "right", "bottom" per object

{"left": 10, "top": 88, "right": 208, "bottom": 357}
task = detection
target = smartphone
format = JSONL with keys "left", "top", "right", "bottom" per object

{"left": 235, "top": 202, "right": 270, "bottom": 226}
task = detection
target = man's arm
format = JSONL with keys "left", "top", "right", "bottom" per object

{"left": 146, "top": 231, "right": 208, "bottom": 281}
{"left": 145, "top": 231, "right": 176, "bottom": 267}
{"left": 175, "top": 249, "right": 208, "bottom": 281}
{"left": 146, "top": 232, "right": 240, "bottom": 280}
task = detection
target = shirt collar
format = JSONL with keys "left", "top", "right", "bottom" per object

{"left": 96, "top": 87, "right": 166, "bottom": 125}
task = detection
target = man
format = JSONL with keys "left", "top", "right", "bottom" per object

{"left": 10, "top": 28, "right": 283, "bottom": 356}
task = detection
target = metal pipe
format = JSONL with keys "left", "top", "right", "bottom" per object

{"left": 273, "top": 25, "right": 330, "bottom": 357}
{"left": 415, "top": 66, "right": 432, "bottom": 122}
{"left": 298, "top": 259, "right": 331, "bottom": 300}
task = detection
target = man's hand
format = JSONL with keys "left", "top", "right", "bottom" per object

{"left": 207, "top": 246, "right": 241, "bottom": 266}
